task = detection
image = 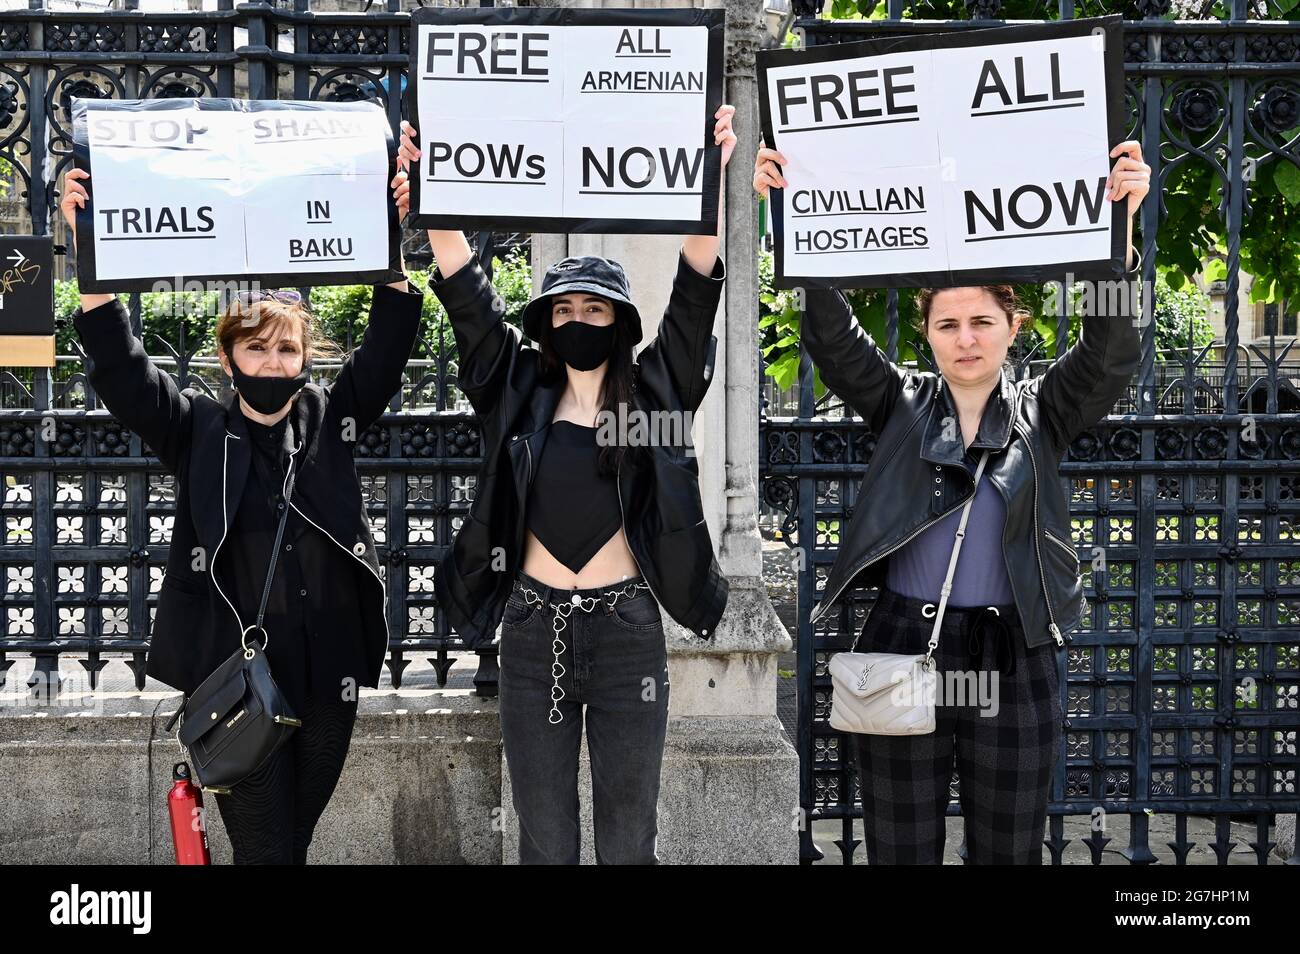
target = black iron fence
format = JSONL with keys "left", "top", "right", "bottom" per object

{"left": 759, "top": 1, "right": 1300, "bottom": 863}
{"left": 0, "top": 0, "right": 508, "bottom": 698}
{"left": 763, "top": 346, "right": 1300, "bottom": 416}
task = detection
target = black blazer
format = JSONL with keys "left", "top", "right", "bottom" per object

{"left": 73, "top": 283, "right": 423, "bottom": 696}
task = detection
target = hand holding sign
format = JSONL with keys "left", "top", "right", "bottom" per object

{"left": 681, "top": 103, "right": 734, "bottom": 279}
{"left": 713, "top": 104, "right": 737, "bottom": 171}
{"left": 398, "top": 119, "right": 420, "bottom": 174}
{"left": 1107, "top": 139, "right": 1150, "bottom": 217}
{"left": 60, "top": 168, "right": 116, "bottom": 313}
{"left": 399, "top": 120, "right": 474, "bottom": 281}
{"left": 392, "top": 169, "right": 411, "bottom": 221}
{"left": 59, "top": 168, "right": 90, "bottom": 250}
{"left": 752, "top": 143, "right": 788, "bottom": 199}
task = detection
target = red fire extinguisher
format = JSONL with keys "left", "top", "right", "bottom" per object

{"left": 168, "top": 761, "right": 211, "bottom": 865}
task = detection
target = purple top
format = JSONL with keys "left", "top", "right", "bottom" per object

{"left": 884, "top": 450, "right": 1015, "bottom": 608}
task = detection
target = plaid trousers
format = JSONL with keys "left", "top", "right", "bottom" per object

{"left": 849, "top": 587, "right": 1063, "bottom": 865}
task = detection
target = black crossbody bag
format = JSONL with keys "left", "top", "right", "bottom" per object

{"left": 163, "top": 455, "right": 303, "bottom": 794}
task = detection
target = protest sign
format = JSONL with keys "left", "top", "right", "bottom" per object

{"left": 409, "top": 6, "right": 725, "bottom": 235}
{"left": 758, "top": 15, "right": 1127, "bottom": 289}
{"left": 72, "top": 98, "right": 402, "bottom": 293}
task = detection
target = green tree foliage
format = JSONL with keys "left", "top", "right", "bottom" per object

{"left": 53, "top": 248, "right": 534, "bottom": 366}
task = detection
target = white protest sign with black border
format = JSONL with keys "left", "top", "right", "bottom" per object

{"left": 758, "top": 15, "right": 1127, "bottom": 290}
{"left": 71, "top": 98, "right": 402, "bottom": 294}
{"left": 408, "top": 6, "right": 725, "bottom": 235}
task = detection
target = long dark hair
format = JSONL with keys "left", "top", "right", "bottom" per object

{"left": 536, "top": 301, "right": 639, "bottom": 477}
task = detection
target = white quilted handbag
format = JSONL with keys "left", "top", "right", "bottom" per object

{"left": 829, "top": 450, "right": 990, "bottom": 736}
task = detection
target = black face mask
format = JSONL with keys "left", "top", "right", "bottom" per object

{"left": 228, "top": 354, "right": 310, "bottom": 415}
{"left": 551, "top": 321, "right": 615, "bottom": 372}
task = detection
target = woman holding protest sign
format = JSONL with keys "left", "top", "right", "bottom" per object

{"left": 61, "top": 165, "right": 423, "bottom": 864}
{"left": 754, "top": 140, "right": 1150, "bottom": 864}
{"left": 396, "top": 105, "right": 735, "bottom": 865}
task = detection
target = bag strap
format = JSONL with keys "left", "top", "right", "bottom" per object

{"left": 252, "top": 452, "right": 300, "bottom": 637}
{"left": 850, "top": 449, "right": 991, "bottom": 654}
{"left": 921, "top": 449, "right": 990, "bottom": 666}
{"left": 167, "top": 441, "right": 302, "bottom": 736}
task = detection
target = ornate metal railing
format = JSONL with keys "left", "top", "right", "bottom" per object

{"left": 0, "top": 0, "right": 507, "bottom": 699}
{"left": 760, "top": 0, "right": 1300, "bottom": 863}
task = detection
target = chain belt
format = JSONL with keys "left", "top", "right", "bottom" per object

{"left": 513, "top": 579, "right": 652, "bottom": 725}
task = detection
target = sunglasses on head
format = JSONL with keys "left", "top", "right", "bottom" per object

{"left": 223, "top": 289, "right": 304, "bottom": 318}
{"left": 235, "top": 289, "right": 302, "bottom": 305}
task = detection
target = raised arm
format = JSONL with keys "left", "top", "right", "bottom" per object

{"left": 73, "top": 299, "right": 193, "bottom": 473}
{"left": 637, "top": 105, "right": 736, "bottom": 413}
{"left": 1035, "top": 245, "right": 1143, "bottom": 451}
{"left": 801, "top": 288, "right": 911, "bottom": 435}
{"left": 680, "top": 105, "right": 736, "bottom": 278}
{"left": 61, "top": 168, "right": 191, "bottom": 472}
{"left": 323, "top": 168, "right": 425, "bottom": 437}
{"left": 325, "top": 282, "right": 422, "bottom": 436}
{"left": 398, "top": 121, "right": 520, "bottom": 419}
{"left": 636, "top": 249, "right": 726, "bottom": 415}
{"left": 1036, "top": 140, "right": 1151, "bottom": 451}
{"left": 60, "top": 170, "right": 115, "bottom": 314}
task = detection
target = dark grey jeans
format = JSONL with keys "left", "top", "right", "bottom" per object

{"left": 498, "top": 570, "right": 671, "bottom": 865}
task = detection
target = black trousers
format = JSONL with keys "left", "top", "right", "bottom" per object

{"left": 851, "top": 587, "right": 1062, "bottom": 865}
{"left": 212, "top": 694, "right": 359, "bottom": 864}
{"left": 499, "top": 570, "right": 671, "bottom": 865}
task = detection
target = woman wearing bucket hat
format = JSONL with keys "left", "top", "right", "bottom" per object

{"left": 397, "top": 105, "right": 735, "bottom": 864}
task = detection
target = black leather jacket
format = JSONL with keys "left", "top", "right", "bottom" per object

{"left": 801, "top": 254, "right": 1142, "bottom": 649}
{"left": 430, "top": 251, "right": 729, "bottom": 649}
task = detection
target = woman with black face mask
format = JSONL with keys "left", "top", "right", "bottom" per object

{"left": 60, "top": 165, "right": 423, "bottom": 864}
{"left": 397, "top": 106, "right": 736, "bottom": 864}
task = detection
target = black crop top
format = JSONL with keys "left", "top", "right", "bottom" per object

{"left": 525, "top": 421, "right": 624, "bottom": 574}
